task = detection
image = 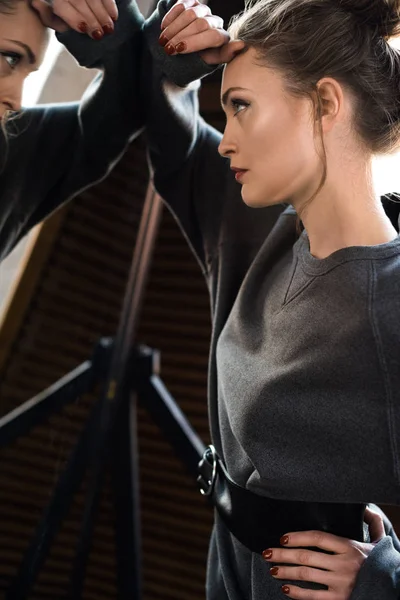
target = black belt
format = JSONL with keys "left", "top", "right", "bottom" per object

{"left": 197, "top": 445, "right": 366, "bottom": 555}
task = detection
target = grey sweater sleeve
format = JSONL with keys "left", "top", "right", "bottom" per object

{"left": 349, "top": 537, "right": 400, "bottom": 599}
{"left": 140, "top": 0, "right": 233, "bottom": 274}
{"left": 348, "top": 504, "right": 400, "bottom": 599}
{"left": 0, "top": 0, "right": 145, "bottom": 260}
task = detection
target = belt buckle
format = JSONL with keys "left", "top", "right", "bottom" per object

{"left": 197, "top": 445, "right": 218, "bottom": 497}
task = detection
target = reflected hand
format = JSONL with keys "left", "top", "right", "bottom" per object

{"left": 262, "top": 506, "right": 386, "bottom": 599}
{"left": 160, "top": 0, "right": 246, "bottom": 65}
{"left": 31, "top": 0, "right": 118, "bottom": 38}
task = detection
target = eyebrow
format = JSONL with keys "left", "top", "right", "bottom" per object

{"left": 5, "top": 39, "right": 36, "bottom": 65}
{"left": 221, "top": 86, "right": 251, "bottom": 108}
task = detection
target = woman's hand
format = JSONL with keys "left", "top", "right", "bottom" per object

{"left": 159, "top": 0, "right": 246, "bottom": 65}
{"left": 262, "top": 506, "right": 386, "bottom": 599}
{"left": 31, "top": 0, "right": 118, "bottom": 39}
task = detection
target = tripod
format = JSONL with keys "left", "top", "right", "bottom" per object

{"left": 0, "top": 182, "right": 208, "bottom": 599}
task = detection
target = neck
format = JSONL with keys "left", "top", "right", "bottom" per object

{"left": 294, "top": 160, "right": 398, "bottom": 259}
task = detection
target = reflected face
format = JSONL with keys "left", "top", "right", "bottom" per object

{"left": 0, "top": 0, "right": 49, "bottom": 118}
{"left": 219, "top": 48, "right": 322, "bottom": 209}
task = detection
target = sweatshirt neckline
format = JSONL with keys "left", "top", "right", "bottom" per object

{"left": 296, "top": 230, "right": 400, "bottom": 275}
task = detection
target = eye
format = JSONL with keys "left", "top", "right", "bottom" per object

{"left": 231, "top": 98, "right": 250, "bottom": 116}
{"left": 0, "top": 52, "right": 22, "bottom": 70}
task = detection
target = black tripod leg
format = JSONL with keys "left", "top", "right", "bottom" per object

{"left": 66, "top": 404, "right": 107, "bottom": 600}
{"left": 67, "top": 380, "right": 142, "bottom": 600}
{"left": 5, "top": 400, "right": 101, "bottom": 600}
{"left": 111, "top": 389, "right": 142, "bottom": 600}
{"left": 0, "top": 362, "right": 94, "bottom": 449}
{"left": 134, "top": 348, "right": 206, "bottom": 477}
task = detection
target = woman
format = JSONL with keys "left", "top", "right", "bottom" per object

{"left": 134, "top": 0, "right": 400, "bottom": 598}
{"left": 0, "top": 0, "right": 146, "bottom": 260}
{"left": 0, "top": 0, "right": 396, "bottom": 598}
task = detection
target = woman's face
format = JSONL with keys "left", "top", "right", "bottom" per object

{"left": 219, "top": 48, "right": 323, "bottom": 210}
{"left": 0, "top": 0, "right": 49, "bottom": 118}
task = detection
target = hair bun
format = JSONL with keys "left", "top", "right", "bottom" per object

{"left": 339, "top": 0, "right": 400, "bottom": 39}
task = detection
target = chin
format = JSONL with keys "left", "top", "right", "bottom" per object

{"left": 241, "top": 186, "right": 274, "bottom": 209}
{"left": 242, "top": 185, "right": 290, "bottom": 208}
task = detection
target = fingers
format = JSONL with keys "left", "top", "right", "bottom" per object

{"left": 161, "top": 2, "right": 213, "bottom": 41}
{"left": 161, "top": 0, "right": 200, "bottom": 31}
{"left": 274, "top": 531, "right": 352, "bottom": 555}
{"left": 50, "top": 0, "right": 117, "bottom": 38}
{"left": 363, "top": 506, "right": 386, "bottom": 543}
{"left": 263, "top": 546, "right": 339, "bottom": 572}
{"left": 160, "top": 17, "right": 228, "bottom": 56}
{"left": 268, "top": 563, "right": 342, "bottom": 588}
{"left": 69, "top": 0, "right": 115, "bottom": 35}
{"left": 102, "top": 0, "right": 118, "bottom": 22}
{"left": 198, "top": 40, "right": 246, "bottom": 67}
{"left": 275, "top": 583, "right": 338, "bottom": 599}
{"left": 30, "top": 0, "right": 69, "bottom": 32}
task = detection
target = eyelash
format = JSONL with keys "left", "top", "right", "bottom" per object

{"left": 0, "top": 52, "right": 22, "bottom": 70}
{"left": 230, "top": 98, "right": 250, "bottom": 116}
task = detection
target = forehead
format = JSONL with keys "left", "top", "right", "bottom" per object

{"left": 221, "top": 47, "right": 285, "bottom": 99}
{"left": 0, "top": 1, "right": 49, "bottom": 64}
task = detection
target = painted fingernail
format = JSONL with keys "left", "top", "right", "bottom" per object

{"left": 78, "top": 22, "right": 88, "bottom": 33}
{"left": 270, "top": 567, "right": 279, "bottom": 577}
{"left": 280, "top": 535, "right": 289, "bottom": 545}
{"left": 175, "top": 41, "right": 187, "bottom": 53}
{"left": 165, "top": 43, "right": 175, "bottom": 55}
{"left": 92, "top": 29, "right": 104, "bottom": 40}
{"left": 103, "top": 24, "right": 114, "bottom": 35}
{"left": 282, "top": 586, "right": 290, "bottom": 595}
{"left": 262, "top": 549, "right": 273, "bottom": 560}
{"left": 159, "top": 34, "right": 169, "bottom": 47}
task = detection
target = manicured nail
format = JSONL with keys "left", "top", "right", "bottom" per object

{"left": 165, "top": 43, "right": 175, "bottom": 55}
{"left": 280, "top": 535, "right": 289, "bottom": 545}
{"left": 282, "top": 586, "right": 290, "bottom": 595}
{"left": 78, "top": 22, "right": 88, "bottom": 33}
{"left": 103, "top": 23, "right": 114, "bottom": 35}
{"left": 159, "top": 34, "right": 169, "bottom": 46}
{"left": 270, "top": 567, "right": 279, "bottom": 577}
{"left": 262, "top": 549, "right": 273, "bottom": 560}
{"left": 92, "top": 29, "right": 104, "bottom": 40}
{"left": 175, "top": 41, "right": 187, "bottom": 53}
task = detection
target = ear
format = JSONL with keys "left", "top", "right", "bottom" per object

{"left": 316, "top": 77, "right": 343, "bottom": 132}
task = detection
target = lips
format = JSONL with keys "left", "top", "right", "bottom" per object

{"left": 231, "top": 167, "right": 248, "bottom": 183}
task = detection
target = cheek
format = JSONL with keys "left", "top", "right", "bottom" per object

{"left": 242, "top": 111, "right": 317, "bottom": 206}
{"left": 0, "top": 72, "right": 27, "bottom": 105}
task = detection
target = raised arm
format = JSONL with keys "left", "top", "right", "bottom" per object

{"left": 139, "top": 0, "right": 287, "bottom": 276}
{"left": 0, "top": 0, "right": 145, "bottom": 260}
{"left": 139, "top": 0, "right": 250, "bottom": 274}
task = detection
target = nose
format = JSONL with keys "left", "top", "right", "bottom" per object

{"left": 1, "top": 84, "right": 23, "bottom": 118}
{"left": 218, "top": 126, "right": 237, "bottom": 158}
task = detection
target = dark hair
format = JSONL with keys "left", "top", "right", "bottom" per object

{"left": 229, "top": 0, "right": 400, "bottom": 212}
